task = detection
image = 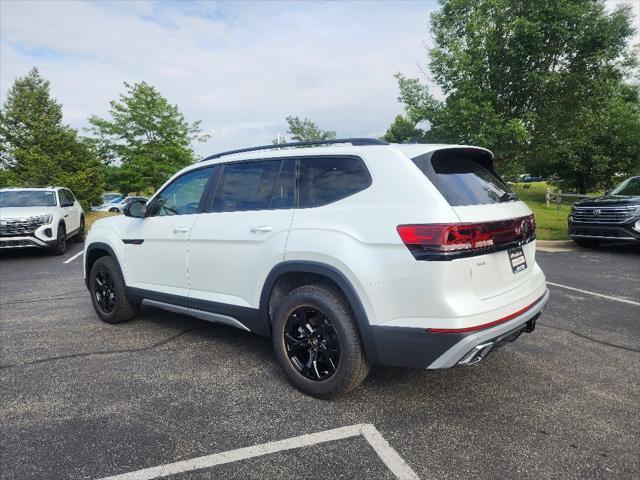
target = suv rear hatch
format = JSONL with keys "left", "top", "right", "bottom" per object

{"left": 401, "top": 147, "right": 536, "bottom": 300}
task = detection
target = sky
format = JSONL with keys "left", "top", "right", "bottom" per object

{"left": 1, "top": 0, "right": 638, "bottom": 158}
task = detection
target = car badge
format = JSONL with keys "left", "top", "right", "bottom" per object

{"left": 594, "top": 209, "right": 601, "bottom": 216}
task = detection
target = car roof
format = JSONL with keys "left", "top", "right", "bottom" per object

{"left": 196, "top": 143, "right": 493, "bottom": 168}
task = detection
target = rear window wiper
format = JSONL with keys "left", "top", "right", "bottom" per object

{"left": 499, "top": 192, "right": 519, "bottom": 202}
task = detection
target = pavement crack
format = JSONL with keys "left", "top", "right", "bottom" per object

{"left": 0, "top": 327, "right": 206, "bottom": 370}
{"left": 540, "top": 324, "right": 640, "bottom": 353}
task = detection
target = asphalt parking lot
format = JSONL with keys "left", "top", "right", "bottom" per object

{"left": 1, "top": 242, "right": 638, "bottom": 480}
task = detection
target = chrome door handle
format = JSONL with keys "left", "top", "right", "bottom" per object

{"left": 251, "top": 225, "right": 273, "bottom": 233}
{"left": 173, "top": 226, "right": 189, "bottom": 233}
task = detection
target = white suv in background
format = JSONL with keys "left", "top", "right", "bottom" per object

{"left": 84, "top": 139, "right": 548, "bottom": 397}
{"left": 0, "top": 187, "right": 85, "bottom": 255}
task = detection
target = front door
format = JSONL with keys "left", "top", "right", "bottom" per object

{"left": 125, "top": 166, "right": 216, "bottom": 298}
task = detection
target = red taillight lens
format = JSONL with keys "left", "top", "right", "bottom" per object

{"left": 397, "top": 214, "right": 535, "bottom": 259}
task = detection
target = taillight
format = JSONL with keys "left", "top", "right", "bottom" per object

{"left": 397, "top": 214, "right": 535, "bottom": 260}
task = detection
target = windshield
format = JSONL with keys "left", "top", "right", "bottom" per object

{"left": 610, "top": 177, "right": 640, "bottom": 196}
{"left": 0, "top": 190, "right": 57, "bottom": 208}
{"left": 108, "top": 196, "right": 124, "bottom": 204}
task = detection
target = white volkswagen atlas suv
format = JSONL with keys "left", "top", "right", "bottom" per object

{"left": 0, "top": 187, "right": 85, "bottom": 255}
{"left": 84, "top": 139, "right": 548, "bottom": 397}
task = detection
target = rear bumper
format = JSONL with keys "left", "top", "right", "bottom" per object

{"left": 371, "top": 288, "right": 549, "bottom": 369}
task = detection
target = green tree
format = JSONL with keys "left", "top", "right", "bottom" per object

{"left": 0, "top": 68, "right": 103, "bottom": 208}
{"left": 394, "top": 0, "right": 639, "bottom": 191}
{"left": 281, "top": 116, "right": 336, "bottom": 142}
{"left": 88, "top": 81, "right": 209, "bottom": 193}
{"left": 381, "top": 115, "right": 425, "bottom": 143}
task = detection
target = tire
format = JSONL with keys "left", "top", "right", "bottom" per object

{"left": 73, "top": 216, "right": 85, "bottom": 243}
{"left": 89, "top": 256, "right": 139, "bottom": 324}
{"left": 51, "top": 223, "right": 67, "bottom": 255}
{"left": 109, "top": 207, "right": 119, "bottom": 213}
{"left": 271, "top": 284, "right": 371, "bottom": 398}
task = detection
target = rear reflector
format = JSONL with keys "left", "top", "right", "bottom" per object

{"left": 426, "top": 293, "right": 546, "bottom": 333}
{"left": 397, "top": 214, "right": 535, "bottom": 260}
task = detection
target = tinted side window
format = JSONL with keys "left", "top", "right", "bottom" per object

{"left": 150, "top": 167, "right": 214, "bottom": 216}
{"left": 65, "top": 189, "right": 76, "bottom": 202}
{"left": 298, "top": 156, "right": 370, "bottom": 208}
{"left": 271, "top": 159, "right": 295, "bottom": 209}
{"left": 211, "top": 160, "right": 283, "bottom": 212}
{"left": 59, "top": 190, "right": 71, "bottom": 205}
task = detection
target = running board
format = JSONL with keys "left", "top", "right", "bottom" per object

{"left": 143, "top": 299, "right": 251, "bottom": 332}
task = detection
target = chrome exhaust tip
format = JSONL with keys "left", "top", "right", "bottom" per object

{"left": 458, "top": 342, "right": 494, "bottom": 366}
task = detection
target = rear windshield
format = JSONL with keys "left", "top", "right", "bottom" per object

{"left": 0, "top": 190, "right": 57, "bottom": 207}
{"left": 411, "top": 149, "right": 513, "bottom": 206}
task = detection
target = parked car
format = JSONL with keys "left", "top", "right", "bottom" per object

{"left": 568, "top": 176, "right": 640, "bottom": 246}
{"left": 92, "top": 196, "right": 148, "bottom": 213}
{"left": 0, "top": 187, "right": 85, "bottom": 254}
{"left": 516, "top": 174, "right": 543, "bottom": 183}
{"left": 84, "top": 138, "right": 548, "bottom": 397}
{"left": 102, "top": 192, "right": 123, "bottom": 204}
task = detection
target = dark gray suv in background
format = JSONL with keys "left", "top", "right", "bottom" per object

{"left": 568, "top": 176, "right": 640, "bottom": 246}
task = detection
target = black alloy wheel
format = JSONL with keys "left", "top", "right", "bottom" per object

{"left": 94, "top": 269, "right": 116, "bottom": 315}
{"left": 284, "top": 306, "right": 341, "bottom": 381}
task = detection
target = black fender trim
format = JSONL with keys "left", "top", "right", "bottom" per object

{"left": 84, "top": 242, "right": 128, "bottom": 296}
{"left": 259, "top": 261, "right": 380, "bottom": 364}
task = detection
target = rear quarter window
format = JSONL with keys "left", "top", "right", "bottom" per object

{"left": 412, "top": 149, "right": 511, "bottom": 206}
{"left": 298, "top": 156, "right": 371, "bottom": 208}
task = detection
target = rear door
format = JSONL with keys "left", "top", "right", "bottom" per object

{"left": 188, "top": 158, "right": 295, "bottom": 318}
{"left": 411, "top": 148, "right": 536, "bottom": 299}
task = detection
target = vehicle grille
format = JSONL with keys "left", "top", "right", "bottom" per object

{"left": 571, "top": 206, "right": 636, "bottom": 224}
{"left": 0, "top": 218, "right": 42, "bottom": 236}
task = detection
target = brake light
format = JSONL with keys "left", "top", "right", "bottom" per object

{"left": 397, "top": 214, "right": 535, "bottom": 260}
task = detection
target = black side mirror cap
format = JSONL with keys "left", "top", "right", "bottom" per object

{"left": 124, "top": 199, "right": 147, "bottom": 218}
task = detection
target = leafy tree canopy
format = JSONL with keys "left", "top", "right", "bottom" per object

{"left": 275, "top": 116, "right": 336, "bottom": 143}
{"left": 394, "top": 0, "right": 639, "bottom": 192}
{"left": 0, "top": 68, "right": 103, "bottom": 208}
{"left": 381, "top": 115, "right": 425, "bottom": 143}
{"left": 88, "top": 81, "right": 209, "bottom": 193}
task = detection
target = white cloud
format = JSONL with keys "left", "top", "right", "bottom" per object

{"left": 0, "top": 0, "right": 437, "bottom": 156}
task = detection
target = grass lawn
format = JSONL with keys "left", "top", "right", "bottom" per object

{"left": 85, "top": 211, "right": 119, "bottom": 233}
{"left": 510, "top": 181, "right": 571, "bottom": 240}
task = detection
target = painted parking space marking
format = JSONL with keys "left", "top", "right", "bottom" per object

{"left": 96, "top": 423, "right": 420, "bottom": 480}
{"left": 63, "top": 250, "right": 83, "bottom": 264}
{"left": 547, "top": 281, "right": 639, "bottom": 306}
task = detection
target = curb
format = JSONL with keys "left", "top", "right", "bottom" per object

{"left": 536, "top": 239, "right": 575, "bottom": 248}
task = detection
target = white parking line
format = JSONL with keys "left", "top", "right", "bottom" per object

{"left": 63, "top": 250, "right": 83, "bottom": 264}
{"left": 547, "top": 281, "right": 640, "bottom": 306}
{"left": 96, "top": 423, "right": 420, "bottom": 480}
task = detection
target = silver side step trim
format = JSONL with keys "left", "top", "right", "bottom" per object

{"left": 143, "top": 299, "right": 251, "bottom": 332}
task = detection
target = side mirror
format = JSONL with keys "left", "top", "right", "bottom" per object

{"left": 124, "top": 199, "right": 147, "bottom": 218}
{"left": 62, "top": 201, "right": 74, "bottom": 207}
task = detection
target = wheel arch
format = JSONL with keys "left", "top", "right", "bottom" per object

{"left": 84, "top": 242, "right": 128, "bottom": 294}
{"left": 259, "top": 261, "right": 380, "bottom": 363}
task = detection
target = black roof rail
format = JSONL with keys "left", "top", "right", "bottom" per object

{"left": 200, "top": 138, "right": 388, "bottom": 162}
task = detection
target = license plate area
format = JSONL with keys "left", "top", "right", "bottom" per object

{"left": 508, "top": 246, "right": 527, "bottom": 273}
